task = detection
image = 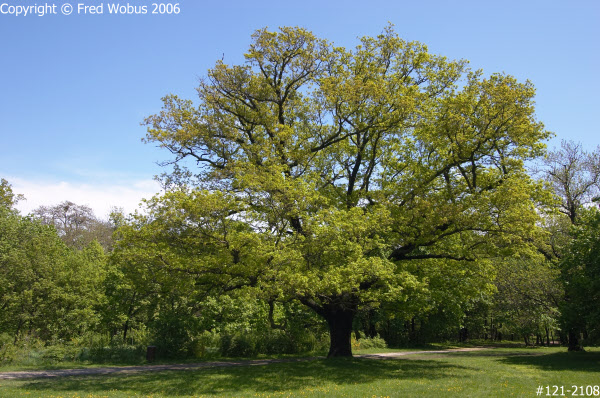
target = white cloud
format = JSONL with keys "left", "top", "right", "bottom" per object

{"left": 10, "top": 177, "right": 162, "bottom": 219}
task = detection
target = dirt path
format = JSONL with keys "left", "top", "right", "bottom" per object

{"left": 357, "top": 347, "right": 486, "bottom": 358}
{"left": 0, "top": 347, "right": 487, "bottom": 380}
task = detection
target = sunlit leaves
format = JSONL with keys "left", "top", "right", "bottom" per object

{"left": 136, "top": 26, "right": 553, "bottom": 351}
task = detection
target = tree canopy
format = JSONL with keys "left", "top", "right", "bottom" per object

{"left": 124, "top": 26, "right": 553, "bottom": 357}
{"left": 0, "top": 178, "right": 24, "bottom": 211}
{"left": 0, "top": 196, "right": 108, "bottom": 341}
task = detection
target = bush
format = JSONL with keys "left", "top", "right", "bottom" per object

{"left": 0, "top": 336, "right": 87, "bottom": 366}
{"left": 220, "top": 331, "right": 259, "bottom": 357}
{"left": 0, "top": 336, "right": 46, "bottom": 365}
{"left": 40, "top": 345, "right": 81, "bottom": 362}
{"left": 264, "top": 330, "right": 298, "bottom": 354}
{"left": 80, "top": 345, "right": 145, "bottom": 363}
{"left": 352, "top": 332, "right": 387, "bottom": 350}
{"left": 217, "top": 327, "right": 329, "bottom": 357}
{"left": 0, "top": 333, "right": 20, "bottom": 364}
{"left": 150, "top": 311, "right": 200, "bottom": 358}
{"left": 0, "top": 326, "right": 330, "bottom": 365}
{"left": 190, "top": 330, "right": 220, "bottom": 358}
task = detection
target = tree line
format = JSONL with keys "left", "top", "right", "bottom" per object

{"left": 1, "top": 26, "right": 599, "bottom": 359}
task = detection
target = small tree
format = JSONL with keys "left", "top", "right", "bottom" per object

{"left": 133, "top": 26, "right": 551, "bottom": 357}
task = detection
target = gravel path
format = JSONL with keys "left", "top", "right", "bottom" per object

{"left": 0, "top": 347, "right": 487, "bottom": 380}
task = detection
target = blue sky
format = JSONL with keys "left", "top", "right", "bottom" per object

{"left": 1, "top": 0, "right": 599, "bottom": 217}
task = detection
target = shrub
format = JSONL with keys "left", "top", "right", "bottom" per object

{"left": 81, "top": 345, "right": 145, "bottom": 363}
{"left": 218, "top": 327, "right": 329, "bottom": 357}
{"left": 40, "top": 345, "right": 81, "bottom": 362}
{"left": 352, "top": 332, "right": 387, "bottom": 350}
{"left": 220, "top": 331, "right": 259, "bottom": 357}
{"left": 0, "top": 336, "right": 46, "bottom": 365}
{"left": 190, "top": 330, "right": 220, "bottom": 358}
{"left": 150, "top": 311, "right": 201, "bottom": 358}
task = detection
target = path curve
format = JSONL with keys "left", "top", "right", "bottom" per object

{"left": 0, "top": 347, "right": 487, "bottom": 380}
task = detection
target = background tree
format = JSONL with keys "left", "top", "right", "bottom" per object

{"left": 560, "top": 207, "right": 600, "bottom": 349}
{"left": 34, "top": 201, "right": 114, "bottom": 251}
{"left": 541, "top": 140, "right": 600, "bottom": 224}
{"left": 135, "top": 26, "right": 551, "bottom": 357}
{"left": 0, "top": 209, "right": 107, "bottom": 341}
{"left": 1, "top": 180, "right": 108, "bottom": 342}
{"left": 538, "top": 141, "right": 600, "bottom": 350}
{"left": 358, "top": 257, "right": 496, "bottom": 345}
{"left": 492, "top": 256, "right": 561, "bottom": 346}
{"left": 105, "top": 214, "right": 200, "bottom": 347}
{"left": 0, "top": 178, "right": 24, "bottom": 211}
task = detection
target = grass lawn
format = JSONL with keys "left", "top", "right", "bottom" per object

{"left": 0, "top": 346, "right": 598, "bottom": 397}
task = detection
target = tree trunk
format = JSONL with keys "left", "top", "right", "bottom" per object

{"left": 324, "top": 307, "right": 355, "bottom": 357}
{"left": 300, "top": 297, "right": 356, "bottom": 358}
{"left": 123, "top": 319, "right": 129, "bottom": 343}
{"left": 484, "top": 319, "right": 488, "bottom": 340}
{"left": 459, "top": 327, "right": 468, "bottom": 342}
{"left": 568, "top": 329, "right": 583, "bottom": 351}
{"left": 367, "top": 309, "right": 377, "bottom": 338}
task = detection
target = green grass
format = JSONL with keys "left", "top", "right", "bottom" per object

{"left": 0, "top": 347, "right": 598, "bottom": 397}
{"left": 0, "top": 351, "right": 327, "bottom": 372}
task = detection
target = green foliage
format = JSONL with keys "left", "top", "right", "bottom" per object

{"left": 189, "top": 330, "right": 221, "bottom": 358}
{"left": 352, "top": 332, "right": 387, "bottom": 350}
{"left": 134, "top": 25, "right": 553, "bottom": 356}
{"left": 150, "top": 308, "right": 201, "bottom": 358}
{"left": 0, "top": 331, "right": 149, "bottom": 367}
{"left": 0, "top": 25, "right": 560, "bottom": 359}
{"left": 0, "top": 336, "right": 83, "bottom": 366}
{"left": 560, "top": 207, "right": 600, "bottom": 344}
{"left": 0, "top": 178, "right": 24, "bottom": 211}
{"left": 218, "top": 328, "right": 328, "bottom": 357}
{"left": 0, "top": 192, "right": 109, "bottom": 342}
{"left": 82, "top": 345, "right": 146, "bottom": 364}
{"left": 492, "top": 256, "right": 561, "bottom": 342}
{"left": 0, "top": 336, "right": 43, "bottom": 365}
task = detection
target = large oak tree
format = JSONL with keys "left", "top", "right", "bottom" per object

{"left": 130, "top": 26, "right": 551, "bottom": 357}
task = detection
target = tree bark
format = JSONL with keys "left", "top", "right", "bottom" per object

{"left": 123, "top": 319, "right": 129, "bottom": 343}
{"left": 568, "top": 329, "right": 583, "bottom": 351}
{"left": 323, "top": 306, "right": 355, "bottom": 357}
{"left": 300, "top": 297, "right": 357, "bottom": 358}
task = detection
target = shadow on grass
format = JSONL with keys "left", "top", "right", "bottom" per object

{"left": 18, "top": 357, "right": 469, "bottom": 396}
{"left": 436, "top": 347, "right": 600, "bottom": 367}
{"left": 441, "top": 350, "right": 546, "bottom": 358}
{"left": 499, "top": 351, "right": 600, "bottom": 372}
